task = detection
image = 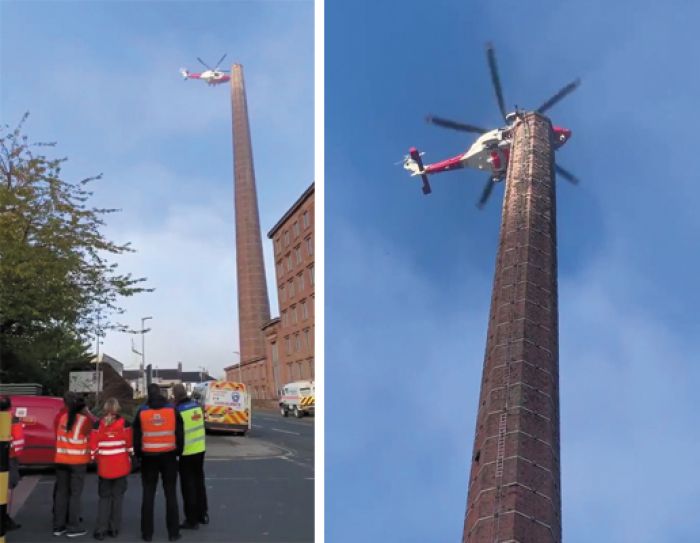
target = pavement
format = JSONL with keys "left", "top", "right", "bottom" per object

{"left": 8, "top": 410, "right": 315, "bottom": 542}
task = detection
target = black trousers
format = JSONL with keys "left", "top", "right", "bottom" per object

{"left": 53, "top": 464, "right": 87, "bottom": 531}
{"left": 178, "top": 452, "right": 208, "bottom": 524}
{"left": 140, "top": 453, "right": 179, "bottom": 538}
{"left": 96, "top": 476, "right": 127, "bottom": 533}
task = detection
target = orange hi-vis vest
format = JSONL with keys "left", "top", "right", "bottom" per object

{"left": 140, "top": 407, "right": 176, "bottom": 454}
{"left": 55, "top": 412, "right": 91, "bottom": 464}
{"left": 90, "top": 416, "right": 132, "bottom": 479}
{"left": 10, "top": 421, "right": 25, "bottom": 459}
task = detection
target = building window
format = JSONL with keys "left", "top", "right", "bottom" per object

{"left": 303, "top": 211, "right": 310, "bottom": 229}
{"left": 293, "top": 221, "right": 300, "bottom": 237}
{"left": 281, "top": 310, "right": 287, "bottom": 327}
{"left": 285, "top": 336, "right": 291, "bottom": 354}
{"left": 295, "top": 333, "right": 300, "bottom": 352}
{"left": 276, "top": 238, "right": 282, "bottom": 253}
{"left": 295, "top": 246, "right": 302, "bottom": 265}
{"left": 291, "top": 305, "right": 297, "bottom": 324}
{"left": 286, "top": 255, "right": 292, "bottom": 271}
{"left": 306, "top": 237, "right": 313, "bottom": 256}
{"left": 289, "top": 278, "right": 295, "bottom": 298}
{"left": 284, "top": 230, "right": 290, "bottom": 246}
{"left": 309, "top": 264, "right": 314, "bottom": 286}
{"left": 304, "top": 328, "right": 310, "bottom": 349}
{"left": 299, "top": 272, "right": 305, "bottom": 292}
{"left": 301, "top": 300, "right": 308, "bottom": 320}
{"left": 280, "top": 284, "right": 286, "bottom": 302}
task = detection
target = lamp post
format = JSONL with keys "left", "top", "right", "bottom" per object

{"left": 234, "top": 350, "right": 241, "bottom": 383}
{"left": 141, "top": 316, "right": 153, "bottom": 396}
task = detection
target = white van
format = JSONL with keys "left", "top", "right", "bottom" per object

{"left": 279, "top": 380, "right": 315, "bottom": 418}
{"left": 194, "top": 380, "right": 251, "bottom": 435}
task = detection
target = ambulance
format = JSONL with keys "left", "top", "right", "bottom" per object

{"left": 279, "top": 380, "right": 315, "bottom": 418}
{"left": 195, "top": 380, "right": 251, "bottom": 435}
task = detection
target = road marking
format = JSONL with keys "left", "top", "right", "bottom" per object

{"left": 11, "top": 475, "right": 41, "bottom": 516}
{"left": 271, "top": 428, "right": 301, "bottom": 436}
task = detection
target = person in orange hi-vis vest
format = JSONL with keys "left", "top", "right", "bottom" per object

{"left": 89, "top": 398, "right": 133, "bottom": 541}
{"left": 0, "top": 396, "right": 24, "bottom": 531}
{"left": 53, "top": 393, "right": 92, "bottom": 538}
{"left": 133, "top": 384, "right": 184, "bottom": 542}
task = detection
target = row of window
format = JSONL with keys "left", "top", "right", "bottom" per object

{"left": 288, "top": 357, "right": 314, "bottom": 381}
{"left": 281, "top": 298, "right": 313, "bottom": 328}
{"left": 279, "top": 210, "right": 312, "bottom": 250}
{"left": 285, "top": 328, "right": 313, "bottom": 355}
{"left": 279, "top": 265, "right": 314, "bottom": 302}
{"left": 279, "top": 236, "right": 313, "bottom": 276}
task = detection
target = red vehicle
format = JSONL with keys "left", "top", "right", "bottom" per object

{"left": 10, "top": 395, "right": 64, "bottom": 465}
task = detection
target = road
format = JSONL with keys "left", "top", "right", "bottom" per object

{"left": 9, "top": 410, "right": 315, "bottom": 542}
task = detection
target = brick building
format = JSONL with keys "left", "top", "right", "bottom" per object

{"left": 225, "top": 184, "right": 315, "bottom": 399}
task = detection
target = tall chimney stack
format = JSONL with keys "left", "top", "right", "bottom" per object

{"left": 230, "top": 64, "right": 271, "bottom": 364}
{"left": 463, "top": 112, "right": 562, "bottom": 542}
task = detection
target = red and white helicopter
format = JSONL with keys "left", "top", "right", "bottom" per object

{"left": 180, "top": 54, "right": 230, "bottom": 86}
{"left": 403, "top": 43, "right": 580, "bottom": 207}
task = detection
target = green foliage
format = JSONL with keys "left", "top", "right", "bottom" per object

{"left": 0, "top": 113, "right": 152, "bottom": 392}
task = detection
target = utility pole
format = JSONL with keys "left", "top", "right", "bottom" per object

{"left": 141, "top": 316, "right": 153, "bottom": 397}
{"left": 95, "top": 312, "right": 101, "bottom": 409}
{"left": 463, "top": 113, "right": 562, "bottom": 542}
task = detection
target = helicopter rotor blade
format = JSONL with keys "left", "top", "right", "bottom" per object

{"left": 213, "top": 53, "right": 227, "bottom": 70}
{"left": 555, "top": 163, "right": 580, "bottom": 185}
{"left": 486, "top": 43, "right": 508, "bottom": 122}
{"left": 536, "top": 78, "right": 581, "bottom": 115}
{"left": 197, "top": 57, "right": 213, "bottom": 70}
{"left": 477, "top": 177, "right": 496, "bottom": 209}
{"left": 426, "top": 115, "right": 488, "bottom": 134}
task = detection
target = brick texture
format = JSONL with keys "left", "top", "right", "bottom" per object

{"left": 463, "top": 113, "right": 562, "bottom": 543}
{"left": 231, "top": 64, "right": 271, "bottom": 364}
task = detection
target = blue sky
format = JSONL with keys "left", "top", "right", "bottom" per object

{"left": 326, "top": 1, "right": 700, "bottom": 542}
{"left": 1, "top": 1, "right": 313, "bottom": 378}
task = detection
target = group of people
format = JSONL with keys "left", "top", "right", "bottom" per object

{"left": 1, "top": 382, "right": 209, "bottom": 541}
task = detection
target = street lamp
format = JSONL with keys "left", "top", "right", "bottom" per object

{"left": 234, "top": 350, "right": 241, "bottom": 383}
{"left": 141, "top": 316, "right": 153, "bottom": 396}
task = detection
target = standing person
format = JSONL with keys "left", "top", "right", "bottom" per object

{"left": 172, "top": 384, "right": 209, "bottom": 530}
{"left": 89, "top": 398, "right": 132, "bottom": 541}
{"left": 53, "top": 394, "right": 92, "bottom": 538}
{"left": 53, "top": 392, "right": 97, "bottom": 528}
{"left": 133, "top": 384, "right": 183, "bottom": 542}
{"left": 0, "top": 396, "right": 24, "bottom": 531}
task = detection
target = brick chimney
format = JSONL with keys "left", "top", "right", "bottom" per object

{"left": 463, "top": 113, "right": 562, "bottom": 542}
{"left": 230, "top": 64, "right": 271, "bottom": 364}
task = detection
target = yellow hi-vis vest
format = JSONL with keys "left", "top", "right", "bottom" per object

{"left": 178, "top": 401, "right": 206, "bottom": 456}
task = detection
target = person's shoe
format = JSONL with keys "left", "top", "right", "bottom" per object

{"left": 67, "top": 529, "right": 88, "bottom": 537}
{"left": 200, "top": 513, "right": 209, "bottom": 525}
{"left": 94, "top": 532, "right": 106, "bottom": 541}
{"left": 142, "top": 535, "right": 152, "bottom": 542}
{"left": 6, "top": 516, "right": 21, "bottom": 530}
{"left": 54, "top": 527, "right": 68, "bottom": 536}
{"left": 180, "top": 521, "right": 199, "bottom": 530}
{"left": 107, "top": 529, "right": 119, "bottom": 538}
{"left": 168, "top": 534, "right": 182, "bottom": 542}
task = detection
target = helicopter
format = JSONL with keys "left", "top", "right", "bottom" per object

{"left": 403, "top": 43, "right": 580, "bottom": 207}
{"left": 180, "top": 54, "right": 230, "bottom": 86}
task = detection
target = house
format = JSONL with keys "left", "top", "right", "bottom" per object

{"left": 122, "top": 362, "right": 216, "bottom": 398}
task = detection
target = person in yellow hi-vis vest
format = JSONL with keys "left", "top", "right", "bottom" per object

{"left": 172, "top": 384, "right": 209, "bottom": 530}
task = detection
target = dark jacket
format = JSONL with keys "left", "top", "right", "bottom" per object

{"left": 132, "top": 395, "right": 184, "bottom": 457}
